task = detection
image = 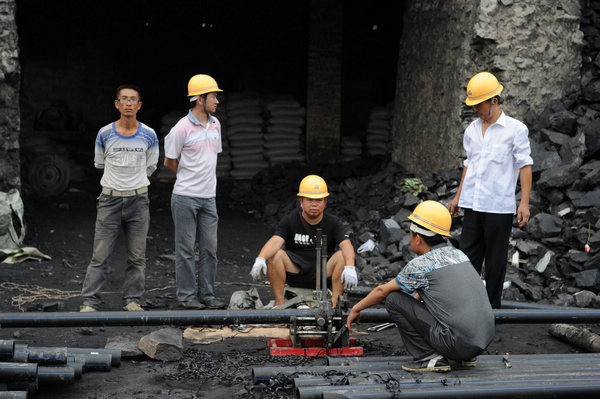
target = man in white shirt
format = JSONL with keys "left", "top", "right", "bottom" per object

{"left": 448, "top": 72, "right": 533, "bottom": 308}
{"left": 80, "top": 84, "right": 159, "bottom": 312}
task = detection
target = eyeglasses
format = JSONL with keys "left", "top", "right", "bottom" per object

{"left": 118, "top": 97, "right": 140, "bottom": 104}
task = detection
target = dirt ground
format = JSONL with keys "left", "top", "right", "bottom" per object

{"left": 0, "top": 174, "right": 583, "bottom": 398}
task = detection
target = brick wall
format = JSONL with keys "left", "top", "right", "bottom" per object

{"left": 306, "top": 0, "right": 343, "bottom": 160}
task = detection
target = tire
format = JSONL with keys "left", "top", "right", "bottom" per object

{"left": 27, "top": 154, "right": 71, "bottom": 197}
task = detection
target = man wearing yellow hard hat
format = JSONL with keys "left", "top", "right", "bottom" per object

{"left": 347, "top": 201, "right": 494, "bottom": 373}
{"left": 448, "top": 72, "right": 533, "bottom": 309}
{"left": 250, "top": 175, "right": 357, "bottom": 307}
{"left": 164, "top": 74, "right": 225, "bottom": 310}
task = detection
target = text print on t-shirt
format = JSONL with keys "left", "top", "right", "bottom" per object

{"left": 294, "top": 233, "right": 313, "bottom": 246}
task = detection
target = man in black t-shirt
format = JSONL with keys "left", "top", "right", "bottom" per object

{"left": 250, "top": 175, "right": 357, "bottom": 307}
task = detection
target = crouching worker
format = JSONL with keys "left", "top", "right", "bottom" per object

{"left": 250, "top": 175, "right": 357, "bottom": 307}
{"left": 347, "top": 200, "right": 494, "bottom": 372}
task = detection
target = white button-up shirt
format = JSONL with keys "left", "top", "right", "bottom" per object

{"left": 458, "top": 112, "right": 533, "bottom": 214}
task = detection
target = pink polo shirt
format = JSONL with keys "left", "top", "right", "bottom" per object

{"left": 164, "top": 110, "right": 222, "bottom": 198}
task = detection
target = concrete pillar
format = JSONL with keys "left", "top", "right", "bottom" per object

{"left": 306, "top": 0, "right": 343, "bottom": 161}
{"left": 0, "top": 0, "right": 20, "bottom": 191}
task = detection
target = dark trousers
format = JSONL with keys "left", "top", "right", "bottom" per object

{"left": 460, "top": 209, "right": 513, "bottom": 308}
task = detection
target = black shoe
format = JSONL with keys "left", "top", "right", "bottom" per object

{"left": 461, "top": 357, "right": 477, "bottom": 367}
{"left": 402, "top": 355, "right": 451, "bottom": 372}
{"left": 204, "top": 297, "right": 226, "bottom": 309}
{"left": 179, "top": 299, "right": 207, "bottom": 310}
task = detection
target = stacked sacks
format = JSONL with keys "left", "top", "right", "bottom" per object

{"left": 213, "top": 104, "right": 231, "bottom": 178}
{"left": 365, "top": 104, "right": 393, "bottom": 156}
{"left": 155, "top": 110, "right": 185, "bottom": 181}
{"left": 263, "top": 96, "right": 306, "bottom": 166}
{"left": 340, "top": 136, "right": 363, "bottom": 162}
{"left": 226, "top": 93, "right": 268, "bottom": 178}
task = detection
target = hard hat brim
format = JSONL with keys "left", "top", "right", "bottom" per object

{"left": 297, "top": 193, "right": 330, "bottom": 199}
{"left": 465, "top": 84, "right": 503, "bottom": 106}
{"left": 407, "top": 213, "right": 451, "bottom": 237}
{"left": 187, "top": 88, "right": 223, "bottom": 97}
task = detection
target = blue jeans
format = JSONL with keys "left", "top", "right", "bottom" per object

{"left": 81, "top": 193, "right": 150, "bottom": 307}
{"left": 171, "top": 194, "right": 218, "bottom": 302}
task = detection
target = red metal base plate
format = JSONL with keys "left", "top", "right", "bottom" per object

{"left": 267, "top": 337, "right": 363, "bottom": 357}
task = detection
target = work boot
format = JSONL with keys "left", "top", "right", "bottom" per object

{"left": 179, "top": 299, "right": 207, "bottom": 310}
{"left": 204, "top": 297, "right": 226, "bottom": 309}
{"left": 123, "top": 301, "right": 144, "bottom": 312}
{"left": 80, "top": 305, "right": 97, "bottom": 312}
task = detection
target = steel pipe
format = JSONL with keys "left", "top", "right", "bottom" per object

{"left": 347, "top": 288, "right": 593, "bottom": 312}
{"left": 68, "top": 347, "right": 121, "bottom": 367}
{"left": 5, "top": 380, "right": 36, "bottom": 393}
{"left": 293, "top": 368, "right": 600, "bottom": 390}
{"left": 253, "top": 364, "right": 403, "bottom": 383}
{"left": 257, "top": 360, "right": 600, "bottom": 385}
{"left": 71, "top": 353, "right": 112, "bottom": 371}
{"left": 0, "top": 340, "right": 14, "bottom": 361}
{"left": 10, "top": 346, "right": 28, "bottom": 363}
{"left": 296, "top": 375, "right": 600, "bottom": 398}
{"left": 66, "top": 357, "right": 83, "bottom": 379}
{"left": 37, "top": 366, "right": 75, "bottom": 385}
{"left": 0, "top": 362, "right": 37, "bottom": 383}
{"left": 0, "top": 392, "right": 28, "bottom": 399}
{"left": 1, "top": 307, "right": 600, "bottom": 329}
{"left": 16, "top": 344, "right": 121, "bottom": 367}
{"left": 25, "top": 347, "right": 67, "bottom": 365}
{"left": 500, "top": 300, "right": 580, "bottom": 310}
{"left": 357, "top": 308, "right": 600, "bottom": 324}
{"left": 327, "top": 355, "right": 411, "bottom": 366}
{"left": 327, "top": 352, "right": 600, "bottom": 366}
{"left": 0, "top": 308, "right": 321, "bottom": 328}
{"left": 320, "top": 381, "right": 600, "bottom": 398}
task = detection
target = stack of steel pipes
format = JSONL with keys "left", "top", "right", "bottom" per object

{"left": 0, "top": 340, "right": 120, "bottom": 397}
{"left": 251, "top": 353, "right": 600, "bottom": 398}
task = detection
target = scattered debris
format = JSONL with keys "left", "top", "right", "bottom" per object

{"left": 549, "top": 323, "right": 600, "bottom": 353}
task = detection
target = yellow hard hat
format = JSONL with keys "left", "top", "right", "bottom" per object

{"left": 465, "top": 72, "right": 503, "bottom": 106}
{"left": 407, "top": 200, "right": 452, "bottom": 237}
{"left": 297, "top": 175, "right": 330, "bottom": 199}
{"left": 187, "top": 74, "right": 223, "bottom": 97}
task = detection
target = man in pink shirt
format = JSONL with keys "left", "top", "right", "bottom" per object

{"left": 163, "top": 74, "right": 225, "bottom": 309}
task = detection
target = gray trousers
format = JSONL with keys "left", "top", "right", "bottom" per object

{"left": 385, "top": 291, "right": 483, "bottom": 361}
{"left": 171, "top": 194, "right": 218, "bottom": 303}
{"left": 385, "top": 291, "right": 439, "bottom": 360}
{"left": 81, "top": 193, "right": 149, "bottom": 307}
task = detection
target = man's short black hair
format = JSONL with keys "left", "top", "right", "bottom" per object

{"left": 116, "top": 84, "right": 142, "bottom": 100}
{"left": 485, "top": 95, "right": 502, "bottom": 105}
{"left": 412, "top": 230, "right": 446, "bottom": 247}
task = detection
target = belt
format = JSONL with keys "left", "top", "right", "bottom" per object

{"left": 102, "top": 187, "right": 148, "bottom": 197}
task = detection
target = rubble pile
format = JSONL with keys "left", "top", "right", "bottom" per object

{"left": 225, "top": 6, "right": 600, "bottom": 308}
{"left": 227, "top": 140, "right": 599, "bottom": 308}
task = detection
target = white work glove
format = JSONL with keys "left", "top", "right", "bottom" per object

{"left": 250, "top": 257, "right": 267, "bottom": 281}
{"left": 341, "top": 266, "right": 358, "bottom": 289}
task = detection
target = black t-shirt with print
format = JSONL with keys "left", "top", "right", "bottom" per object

{"left": 274, "top": 210, "right": 348, "bottom": 274}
